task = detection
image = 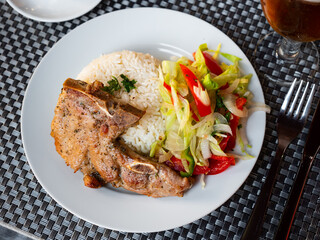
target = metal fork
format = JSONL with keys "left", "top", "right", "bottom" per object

{"left": 241, "top": 78, "right": 316, "bottom": 240}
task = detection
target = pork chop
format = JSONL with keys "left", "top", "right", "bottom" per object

{"left": 51, "top": 78, "right": 193, "bottom": 197}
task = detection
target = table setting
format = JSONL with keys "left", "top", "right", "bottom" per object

{"left": 0, "top": 0, "right": 319, "bottom": 239}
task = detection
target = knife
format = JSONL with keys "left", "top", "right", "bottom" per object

{"left": 274, "top": 97, "right": 320, "bottom": 240}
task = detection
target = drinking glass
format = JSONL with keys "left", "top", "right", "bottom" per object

{"left": 254, "top": 0, "right": 320, "bottom": 85}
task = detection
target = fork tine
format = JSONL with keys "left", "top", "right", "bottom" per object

{"left": 281, "top": 78, "right": 297, "bottom": 112}
{"left": 300, "top": 83, "right": 316, "bottom": 120}
{"left": 293, "top": 81, "right": 309, "bottom": 118}
{"left": 288, "top": 80, "right": 304, "bottom": 116}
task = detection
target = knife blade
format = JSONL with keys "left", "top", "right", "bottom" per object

{"left": 275, "top": 97, "right": 320, "bottom": 240}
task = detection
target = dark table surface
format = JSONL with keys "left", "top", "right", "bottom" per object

{"left": 1, "top": 0, "right": 319, "bottom": 239}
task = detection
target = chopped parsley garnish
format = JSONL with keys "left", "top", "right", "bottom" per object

{"left": 120, "top": 74, "right": 137, "bottom": 93}
{"left": 215, "top": 94, "right": 227, "bottom": 111}
{"left": 101, "top": 76, "right": 121, "bottom": 94}
{"left": 225, "top": 112, "right": 231, "bottom": 122}
{"left": 101, "top": 74, "right": 136, "bottom": 94}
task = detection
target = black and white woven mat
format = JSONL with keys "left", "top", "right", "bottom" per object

{"left": 1, "top": 0, "right": 319, "bottom": 239}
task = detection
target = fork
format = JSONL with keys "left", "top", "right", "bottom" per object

{"left": 241, "top": 78, "right": 316, "bottom": 240}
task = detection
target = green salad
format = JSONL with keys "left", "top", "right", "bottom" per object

{"left": 150, "top": 43, "right": 270, "bottom": 181}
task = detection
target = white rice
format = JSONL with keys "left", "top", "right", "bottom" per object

{"left": 77, "top": 50, "right": 165, "bottom": 154}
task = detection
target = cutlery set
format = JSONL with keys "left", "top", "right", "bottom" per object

{"left": 242, "top": 79, "right": 319, "bottom": 239}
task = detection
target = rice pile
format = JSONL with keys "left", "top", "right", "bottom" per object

{"left": 77, "top": 50, "right": 165, "bottom": 154}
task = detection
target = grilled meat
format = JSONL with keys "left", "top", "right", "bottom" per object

{"left": 51, "top": 78, "right": 193, "bottom": 197}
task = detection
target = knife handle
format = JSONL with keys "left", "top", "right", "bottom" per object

{"left": 241, "top": 143, "right": 287, "bottom": 240}
{"left": 274, "top": 154, "right": 314, "bottom": 240}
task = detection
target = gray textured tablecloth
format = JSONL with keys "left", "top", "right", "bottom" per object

{"left": 1, "top": 0, "right": 319, "bottom": 239}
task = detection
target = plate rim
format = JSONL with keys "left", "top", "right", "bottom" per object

{"left": 21, "top": 7, "right": 266, "bottom": 233}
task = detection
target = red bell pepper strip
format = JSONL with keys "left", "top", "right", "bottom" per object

{"left": 224, "top": 96, "right": 246, "bottom": 151}
{"left": 219, "top": 135, "right": 230, "bottom": 151}
{"left": 179, "top": 64, "right": 212, "bottom": 117}
{"left": 163, "top": 82, "right": 171, "bottom": 92}
{"left": 202, "top": 51, "right": 223, "bottom": 76}
{"left": 189, "top": 101, "right": 200, "bottom": 122}
{"left": 225, "top": 114, "right": 239, "bottom": 152}
{"left": 191, "top": 108, "right": 200, "bottom": 122}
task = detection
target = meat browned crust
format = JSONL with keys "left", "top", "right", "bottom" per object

{"left": 51, "top": 78, "right": 193, "bottom": 197}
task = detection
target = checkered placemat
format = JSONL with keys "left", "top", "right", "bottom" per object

{"left": 1, "top": 0, "right": 319, "bottom": 239}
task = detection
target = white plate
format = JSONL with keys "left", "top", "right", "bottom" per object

{"left": 21, "top": 8, "right": 266, "bottom": 233}
{"left": 7, "top": 0, "right": 101, "bottom": 22}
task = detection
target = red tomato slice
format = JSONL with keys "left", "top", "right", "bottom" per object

{"left": 210, "top": 155, "right": 233, "bottom": 162}
{"left": 166, "top": 155, "right": 234, "bottom": 176}
{"left": 193, "top": 165, "right": 210, "bottom": 175}
{"left": 165, "top": 156, "right": 185, "bottom": 172}
{"left": 207, "top": 155, "right": 235, "bottom": 174}
{"left": 236, "top": 97, "right": 247, "bottom": 110}
{"left": 202, "top": 51, "right": 223, "bottom": 75}
{"left": 229, "top": 156, "right": 236, "bottom": 166}
{"left": 220, "top": 82, "right": 229, "bottom": 90}
{"left": 207, "top": 159, "right": 230, "bottom": 175}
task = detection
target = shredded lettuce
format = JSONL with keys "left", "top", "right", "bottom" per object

{"left": 234, "top": 74, "right": 252, "bottom": 96}
{"left": 213, "top": 43, "right": 221, "bottom": 60}
{"left": 220, "top": 52, "right": 242, "bottom": 63}
{"left": 183, "top": 118, "right": 195, "bottom": 148}
{"left": 149, "top": 141, "right": 158, "bottom": 157}
{"left": 211, "top": 61, "right": 240, "bottom": 87}
{"left": 177, "top": 56, "right": 192, "bottom": 66}
{"left": 189, "top": 136, "right": 198, "bottom": 164}
{"left": 179, "top": 96, "right": 191, "bottom": 132}
{"left": 163, "top": 108, "right": 176, "bottom": 131}
{"left": 158, "top": 67, "right": 172, "bottom": 103}
{"left": 162, "top": 61, "right": 177, "bottom": 83}
{"left": 159, "top": 84, "right": 171, "bottom": 104}
{"left": 191, "top": 43, "right": 209, "bottom": 78}
{"left": 165, "top": 130, "right": 186, "bottom": 152}
{"left": 202, "top": 73, "right": 219, "bottom": 90}
{"left": 149, "top": 135, "right": 166, "bottom": 158}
